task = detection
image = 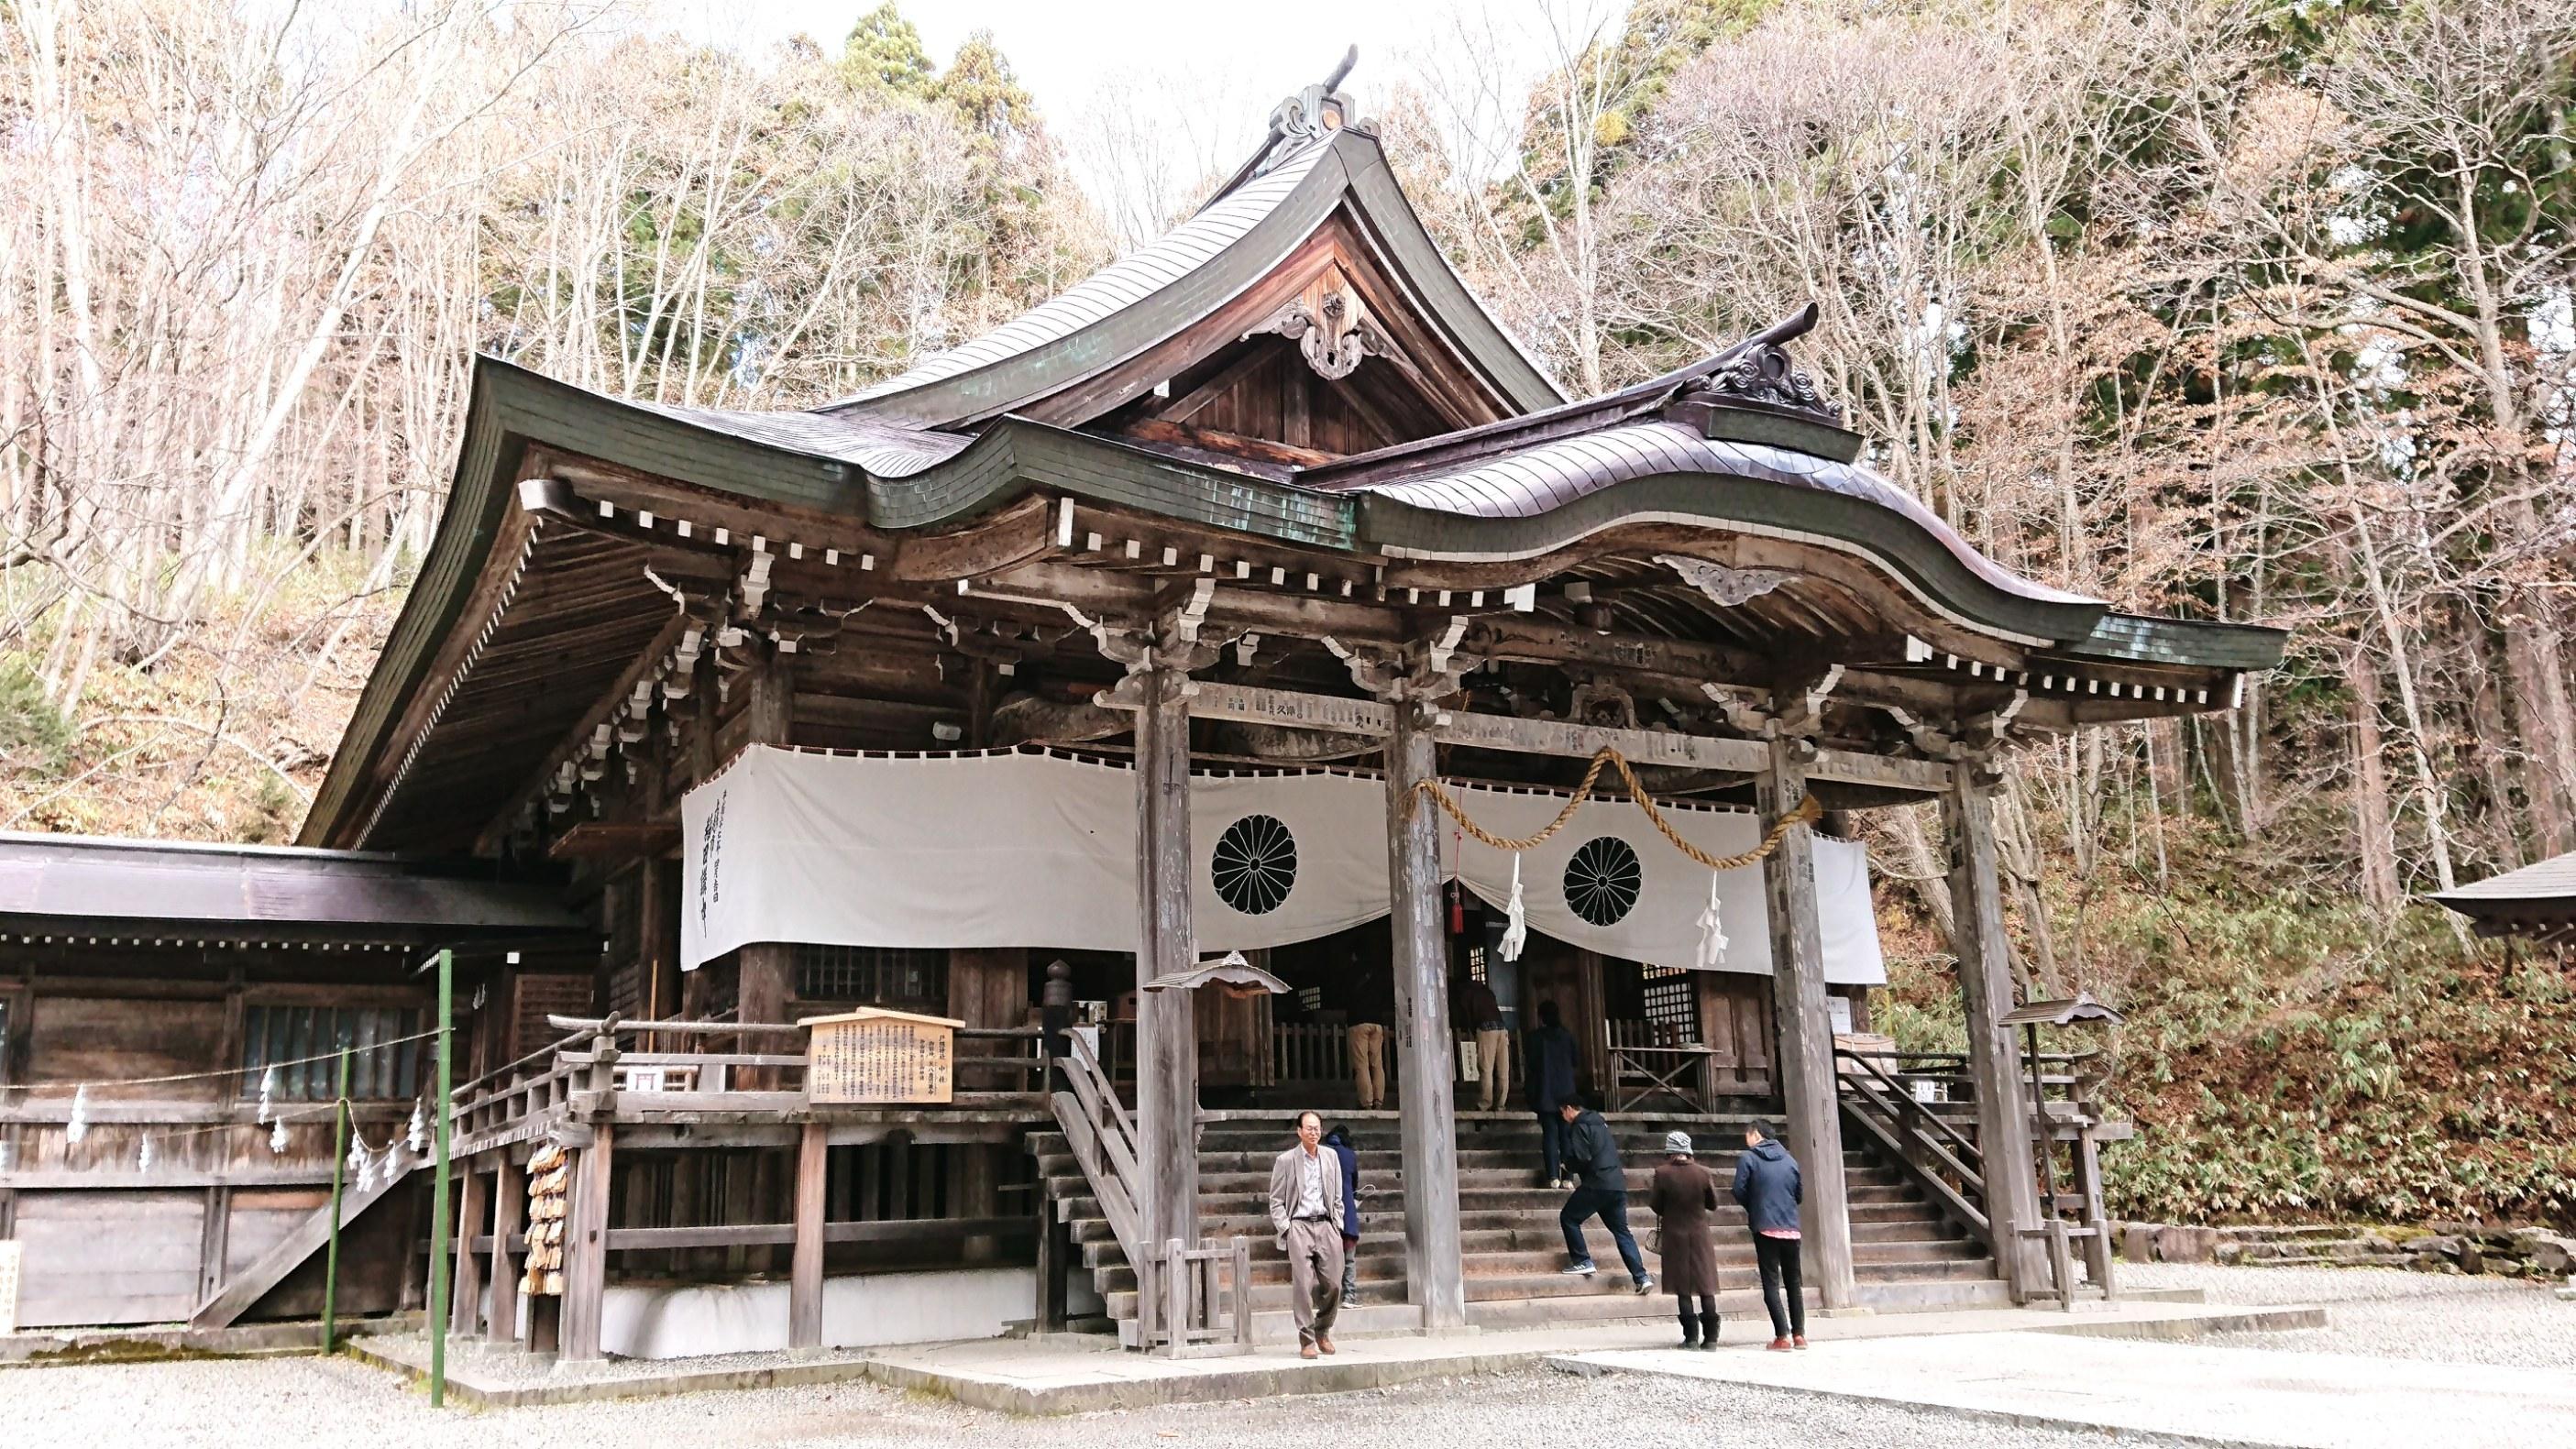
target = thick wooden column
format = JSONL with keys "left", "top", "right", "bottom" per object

{"left": 487, "top": 1157, "right": 524, "bottom": 1344}
{"left": 790, "top": 1122, "right": 828, "bottom": 1349}
{"left": 1133, "top": 665, "right": 1198, "bottom": 1251}
{"left": 738, "top": 654, "right": 798, "bottom": 1028}
{"left": 1946, "top": 770, "right": 2046, "bottom": 1296}
{"left": 558, "top": 1126, "right": 615, "bottom": 1361}
{"left": 1385, "top": 701, "right": 1467, "bottom": 1329}
{"left": 1756, "top": 735, "right": 1855, "bottom": 1309}
{"left": 449, "top": 1166, "right": 487, "bottom": 1338}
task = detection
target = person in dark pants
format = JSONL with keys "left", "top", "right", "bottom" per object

{"left": 1557, "top": 1097, "right": 1653, "bottom": 1292}
{"left": 1527, "top": 1000, "right": 1580, "bottom": 1187}
{"left": 1730, "top": 1119, "right": 1807, "bottom": 1350}
{"left": 1323, "top": 1122, "right": 1362, "bottom": 1308}
{"left": 1648, "top": 1130, "right": 1722, "bottom": 1348}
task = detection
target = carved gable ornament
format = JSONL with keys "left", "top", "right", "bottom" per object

{"left": 1245, "top": 263, "right": 1390, "bottom": 381}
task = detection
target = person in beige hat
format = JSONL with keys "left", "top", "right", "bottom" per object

{"left": 1649, "top": 1129, "right": 1723, "bottom": 1348}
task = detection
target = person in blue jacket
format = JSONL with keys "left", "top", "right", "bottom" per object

{"left": 1323, "top": 1122, "right": 1362, "bottom": 1308}
{"left": 1730, "top": 1120, "right": 1808, "bottom": 1350}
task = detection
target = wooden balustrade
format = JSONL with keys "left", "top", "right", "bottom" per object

{"left": 446, "top": 1015, "right": 1050, "bottom": 1153}
{"left": 1267, "top": 1021, "right": 1350, "bottom": 1085}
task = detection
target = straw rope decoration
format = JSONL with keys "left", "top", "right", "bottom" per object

{"left": 1412, "top": 745, "right": 1822, "bottom": 967}
{"left": 1410, "top": 745, "right": 1822, "bottom": 871}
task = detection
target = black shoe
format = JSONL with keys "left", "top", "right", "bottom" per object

{"left": 1679, "top": 1332, "right": 1700, "bottom": 1349}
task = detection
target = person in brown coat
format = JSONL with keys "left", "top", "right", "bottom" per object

{"left": 1648, "top": 1129, "right": 1722, "bottom": 1348}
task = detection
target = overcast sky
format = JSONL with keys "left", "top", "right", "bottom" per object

{"left": 669, "top": 1, "right": 1591, "bottom": 239}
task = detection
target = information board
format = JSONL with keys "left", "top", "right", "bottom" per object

{"left": 806, "top": 1008, "right": 963, "bottom": 1104}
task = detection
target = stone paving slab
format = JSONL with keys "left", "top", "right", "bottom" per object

{"left": 348, "top": 1295, "right": 2302, "bottom": 1414}
{"left": 1553, "top": 1328, "right": 2576, "bottom": 1449}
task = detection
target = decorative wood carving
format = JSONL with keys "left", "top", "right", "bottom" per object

{"left": 1245, "top": 265, "right": 1390, "bottom": 381}
{"left": 1657, "top": 554, "right": 1798, "bottom": 608}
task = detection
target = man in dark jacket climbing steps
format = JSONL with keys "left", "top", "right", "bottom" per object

{"left": 1556, "top": 1097, "right": 1652, "bottom": 1293}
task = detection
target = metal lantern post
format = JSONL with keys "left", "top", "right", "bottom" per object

{"left": 427, "top": 948, "right": 454, "bottom": 1407}
{"left": 322, "top": 1046, "right": 352, "bottom": 1353}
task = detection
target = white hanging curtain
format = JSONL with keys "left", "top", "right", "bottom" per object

{"left": 680, "top": 745, "right": 1884, "bottom": 986}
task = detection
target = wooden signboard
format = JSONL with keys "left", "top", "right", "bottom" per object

{"left": 805, "top": 1007, "right": 964, "bottom": 1105}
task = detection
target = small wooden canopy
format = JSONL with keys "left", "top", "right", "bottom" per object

{"left": 800, "top": 1006, "right": 965, "bottom": 1030}
{"left": 1999, "top": 992, "right": 2125, "bottom": 1028}
{"left": 1143, "top": 950, "right": 1293, "bottom": 997}
{"left": 2431, "top": 849, "right": 2576, "bottom": 945}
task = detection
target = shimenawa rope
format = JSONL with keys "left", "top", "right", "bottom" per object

{"left": 1411, "top": 744, "right": 1822, "bottom": 871}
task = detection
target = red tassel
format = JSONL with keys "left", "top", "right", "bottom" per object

{"left": 1449, "top": 880, "right": 1466, "bottom": 935}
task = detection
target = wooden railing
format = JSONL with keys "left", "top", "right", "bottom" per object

{"left": 1835, "top": 1047, "right": 1990, "bottom": 1240}
{"left": 448, "top": 1015, "right": 1051, "bottom": 1154}
{"left": 1833, "top": 1046, "right": 2121, "bottom": 1269}
{"left": 1048, "top": 1029, "right": 1250, "bottom": 1356}
{"left": 1268, "top": 1022, "right": 1349, "bottom": 1086}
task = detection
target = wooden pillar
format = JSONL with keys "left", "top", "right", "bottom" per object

{"left": 488, "top": 1157, "right": 523, "bottom": 1344}
{"left": 558, "top": 1126, "right": 615, "bottom": 1361}
{"left": 1757, "top": 735, "right": 1855, "bottom": 1309}
{"left": 450, "top": 1166, "right": 487, "bottom": 1338}
{"left": 1946, "top": 770, "right": 2047, "bottom": 1296}
{"left": 1385, "top": 701, "right": 1467, "bottom": 1329}
{"left": 1133, "top": 665, "right": 1198, "bottom": 1252}
{"left": 790, "top": 1122, "right": 828, "bottom": 1350}
{"left": 738, "top": 654, "right": 798, "bottom": 1030}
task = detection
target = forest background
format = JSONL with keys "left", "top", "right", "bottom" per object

{"left": 4, "top": 0, "right": 2571, "bottom": 1228}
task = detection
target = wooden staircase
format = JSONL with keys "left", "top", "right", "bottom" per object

{"left": 190, "top": 1158, "right": 419, "bottom": 1328}
{"left": 1032, "top": 1109, "right": 2009, "bottom": 1345}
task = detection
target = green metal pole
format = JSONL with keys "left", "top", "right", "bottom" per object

{"left": 429, "top": 948, "right": 453, "bottom": 1408}
{"left": 322, "top": 1046, "right": 351, "bottom": 1355}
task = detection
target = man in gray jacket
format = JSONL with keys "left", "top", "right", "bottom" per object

{"left": 1268, "top": 1109, "right": 1345, "bottom": 1357}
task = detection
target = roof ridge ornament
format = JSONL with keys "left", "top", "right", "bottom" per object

{"left": 1203, "top": 47, "right": 1367, "bottom": 207}
{"left": 1658, "top": 302, "right": 1863, "bottom": 460}
{"left": 1271, "top": 45, "right": 1360, "bottom": 141}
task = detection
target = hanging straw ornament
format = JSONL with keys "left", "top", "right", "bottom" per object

{"left": 1498, "top": 855, "right": 1528, "bottom": 963}
{"left": 270, "top": 1117, "right": 291, "bottom": 1155}
{"left": 347, "top": 1134, "right": 369, "bottom": 1191}
{"left": 256, "top": 1065, "right": 279, "bottom": 1125}
{"left": 406, "top": 1098, "right": 428, "bottom": 1153}
{"left": 1694, "top": 873, "right": 1728, "bottom": 970}
{"left": 66, "top": 1085, "right": 90, "bottom": 1145}
{"left": 138, "top": 1134, "right": 154, "bottom": 1172}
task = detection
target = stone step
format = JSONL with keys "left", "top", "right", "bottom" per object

{"left": 1170, "top": 1164, "right": 1906, "bottom": 1196}
{"left": 1064, "top": 1198, "right": 1953, "bottom": 1246}
{"left": 1085, "top": 1235, "right": 1987, "bottom": 1292}
{"left": 1100, "top": 1256, "right": 1997, "bottom": 1323}
{"left": 1047, "top": 1179, "right": 1925, "bottom": 1220}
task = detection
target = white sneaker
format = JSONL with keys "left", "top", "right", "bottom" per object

{"left": 1562, "top": 1261, "right": 1597, "bottom": 1277}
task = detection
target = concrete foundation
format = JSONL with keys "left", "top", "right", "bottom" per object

{"left": 600, "top": 1268, "right": 1036, "bottom": 1360}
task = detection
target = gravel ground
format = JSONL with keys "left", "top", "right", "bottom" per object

{"left": 6, "top": 1355, "right": 2203, "bottom": 1449}
{"left": 2123, "top": 1261, "right": 2576, "bottom": 1369}
{"left": 14, "top": 1266, "right": 2565, "bottom": 1448}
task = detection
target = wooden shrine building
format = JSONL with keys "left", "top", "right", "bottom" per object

{"left": 5, "top": 62, "right": 2283, "bottom": 1354}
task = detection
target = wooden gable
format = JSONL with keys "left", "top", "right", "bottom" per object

{"left": 1074, "top": 210, "right": 1522, "bottom": 467}
{"left": 828, "top": 127, "right": 1562, "bottom": 443}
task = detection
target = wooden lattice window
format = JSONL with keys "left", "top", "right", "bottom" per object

{"left": 240, "top": 1004, "right": 424, "bottom": 1101}
{"left": 1639, "top": 966, "right": 1700, "bottom": 1045}
{"left": 794, "top": 944, "right": 947, "bottom": 1009}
